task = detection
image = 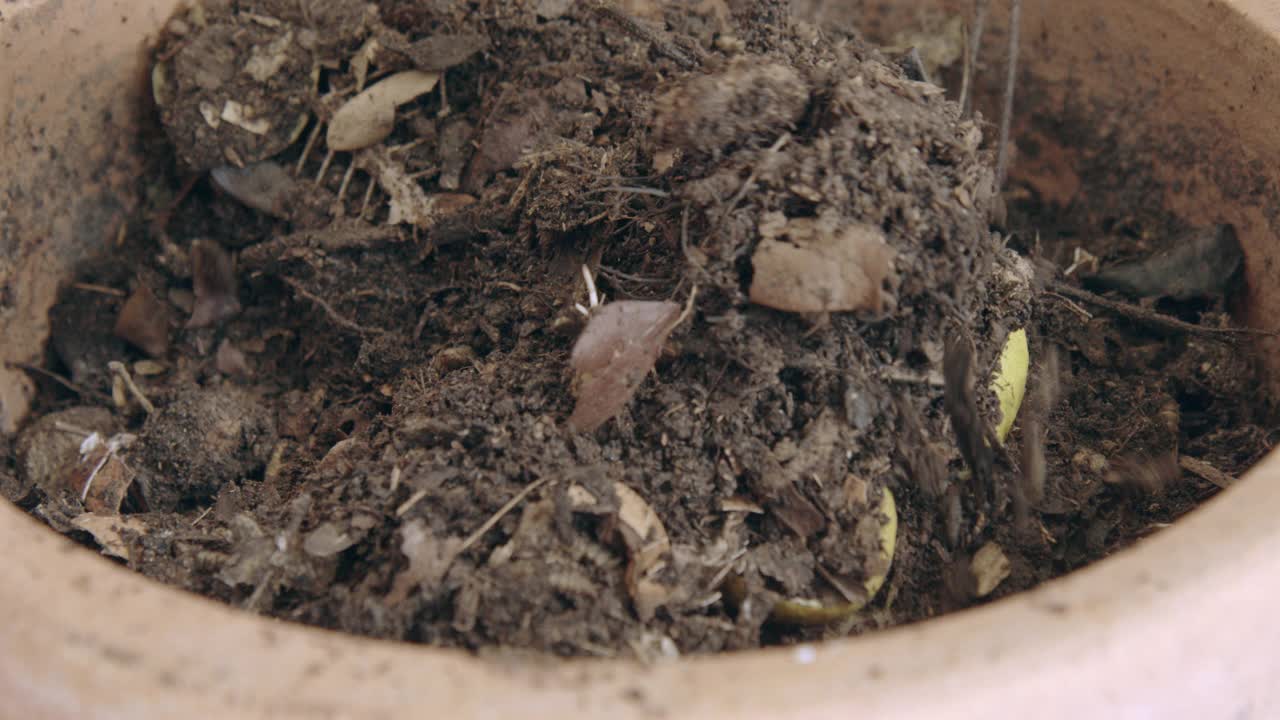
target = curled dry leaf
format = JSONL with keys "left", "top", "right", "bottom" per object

{"left": 211, "top": 161, "right": 298, "bottom": 219}
{"left": 114, "top": 284, "right": 171, "bottom": 357}
{"left": 356, "top": 146, "right": 475, "bottom": 227}
{"left": 327, "top": 70, "right": 440, "bottom": 151}
{"left": 66, "top": 433, "right": 138, "bottom": 514}
{"left": 749, "top": 216, "right": 894, "bottom": 314}
{"left": 71, "top": 513, "right": 150, "bottom": 561}
{"left": 970, "top": 541, "right": 1011, "bottom": 597}
{"left": 188, "top": 238, "right": 241, "bottom": 328}
{"left": 386, "top": 519, "right": 462, "bottom": 605}
{"left": 568, "top": 300, "right": 682, "bottom": 432}
{"left": 569, "top": 480, "right": 674, "bottom": 622}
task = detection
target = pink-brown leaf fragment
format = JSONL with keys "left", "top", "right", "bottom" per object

{"left": 749, "top": 218, "right": 894, "bottom": 313}
{"left": 114, "top": 284, "right": 171, "bottom": 357}
{"left": 568, "top": 300, "right": 681, "bottom": 432}
{"left": 188, "top": 239, "right": 241, "bottom": 328}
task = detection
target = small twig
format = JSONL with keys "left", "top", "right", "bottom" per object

{"left": 727, "top": 134, "right": 789, "bottom": 213}
{"left": 395, "top": 488, "right": 429, "bottom": 517}
{"left": 315, "top": 149, "right": 335, "bottom": 186}
{"left": 959, "top": 0, "right": 990, "bottom": 116}
{"left": 1180, "top": 455, "right": 1237, "bottom": 489}
{"left": 597, "top": 265, "right": 671, "bottom": 285}
{"left": 457, "top": 477, "right": 550, "bottom": 555}
{"left": 281, "top": 276, "right": 382, "bottom": 335}
{"left": 107, "top": 361, "right": 155, "bottom": 414}
{"left": 589, "top": 1, "right": 701, "bottom": 69}
{"left": 295, "top": 122, "right": 323, "bottom": 177}
{"left": 71, "top": 282, "right": 126, "bottom": 297}
{"left": 336, "top": 160, "right": 356, "bottom": 204}
{"left": 243, "top": 570, "right": 276, "bottom": 611}
{"left": 54, "top": 421, "right": 94, "bottom": 438}
{"left": 11, "top": 363, "right": 107, "bottom": 402}
{"left": 191, "top": 505, "right": 215, "bottom": 526}
{"left": 1044, "top": 291, "right": 1093, "bottom": 320}
{"left": 591, "top": 185, "right": 671, "bottom": 198}
{"left": 1049, "top": 282, "right": 1276, "bottom": 338}
{"left": 995, "top": 0, "right": 1021, "bottom": 186}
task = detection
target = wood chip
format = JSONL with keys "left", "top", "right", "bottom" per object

{"left": 971, "top": 541, "right": 1011, "bottom": 597}
{"left": 114, "top": 285, "right": 171, "bottom": 358}
{"left": 749, "top": 218, "right": 894, "bottom": 314}
{"left": 1179, "top": 455, "right": 1237, "bottom": 489}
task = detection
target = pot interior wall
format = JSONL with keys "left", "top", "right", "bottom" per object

{"left": 4, "top": 0, "right": 1279, "bottom": 434}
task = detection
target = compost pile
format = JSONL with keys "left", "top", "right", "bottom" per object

{"left": 1, "top": 0, "right": 1271, "bottom": 657}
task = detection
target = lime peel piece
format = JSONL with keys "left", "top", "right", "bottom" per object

{"left": 992, "top": 328, "right": 1029, "bottom": 444}
{"left": 737, "top": 487, "right": 898, "bottom": 627}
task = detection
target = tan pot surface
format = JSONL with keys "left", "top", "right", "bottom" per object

{"left": 3, "top": 0, "right": 1280, "bottom": 717}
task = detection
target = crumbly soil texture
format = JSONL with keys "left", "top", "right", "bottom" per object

{"left": 2, "top": 0, "right": 1273, "bottom": 657}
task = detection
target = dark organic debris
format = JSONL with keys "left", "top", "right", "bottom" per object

{"left": 211, "top": 161, "right": 299, "bottom": 220}
{"left": 1083, "top": 224, "right": 1243, "bottom": 301}
{"left": 188, "top": 239, "right": 242, "bottom": 328}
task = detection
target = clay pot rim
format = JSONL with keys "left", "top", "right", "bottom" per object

{"left": 3, "top": 452, "right": 1277, "bottom": 718}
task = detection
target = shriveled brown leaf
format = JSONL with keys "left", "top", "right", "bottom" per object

{"left": 568, "top": 300, "right": 681, "bottom": 432}
{"left": 71, "top": 513, "right": 150, "bottom": 561}
{"left": 65, "top": 434, "right": 138, "bottom": 514}
{"left": 749, "top": 217, "right": 894, "bottom": 314}
{"left": 356, "top": 146, "right": 475, "bottom": 228}
{"left": 114, "top": 285, "right": 171, "bottom": 358}
{"left": 188, "top": 239, "right": 241, "bottom": 328}
{"left": 570, "top": 480, "right": 673, "bottom": 622}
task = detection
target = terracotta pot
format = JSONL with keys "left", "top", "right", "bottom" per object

{"left": 3, "top": 1, "right": 1280, "bottom": 717}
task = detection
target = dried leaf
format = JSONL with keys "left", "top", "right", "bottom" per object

{"left": 302, "top": 522, "right": 358, "bottom": 558}
{"left": 216, "top": 339, "right": 252, "bottom": 377}
{"left": 568, "top": 300, "right": 682, "bottom": 432}
{"left": 71, "top": 514, "right": 149, "bottom": 561}
{"left": 571, "top": 481, "right": 673, "bottom": 622}
{"left": 386, "top": 519, "right": 461, "bottom": 605}
{"left": 65, "top": 433, "right": 138, "bottom": 514}
{"left": 211, "top": 161, "right": 298, "bottom": 219}
{"left": 402, "top": 33, "right": 489, "bottom": 71}
{"left": 327, "top": 70, "right": 440, "bottom": 151}
{"left": 749, "top": 218, "right": 894, "bottom": 314}
{"left": 188, "top": 239, "right": 241, "bottom": 328}
{"left": 114, "top": 284, "right": 171, "bottom": 357}
{"left": 356, "top": 146, "right": 475, "bottom": 227}
{"left": 971, "top": 541, "right": 1011, "bottom": 597}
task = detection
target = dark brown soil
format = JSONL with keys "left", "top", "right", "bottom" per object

{"left": 2, "top": 0, "right": 1273, "bottom": 657}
